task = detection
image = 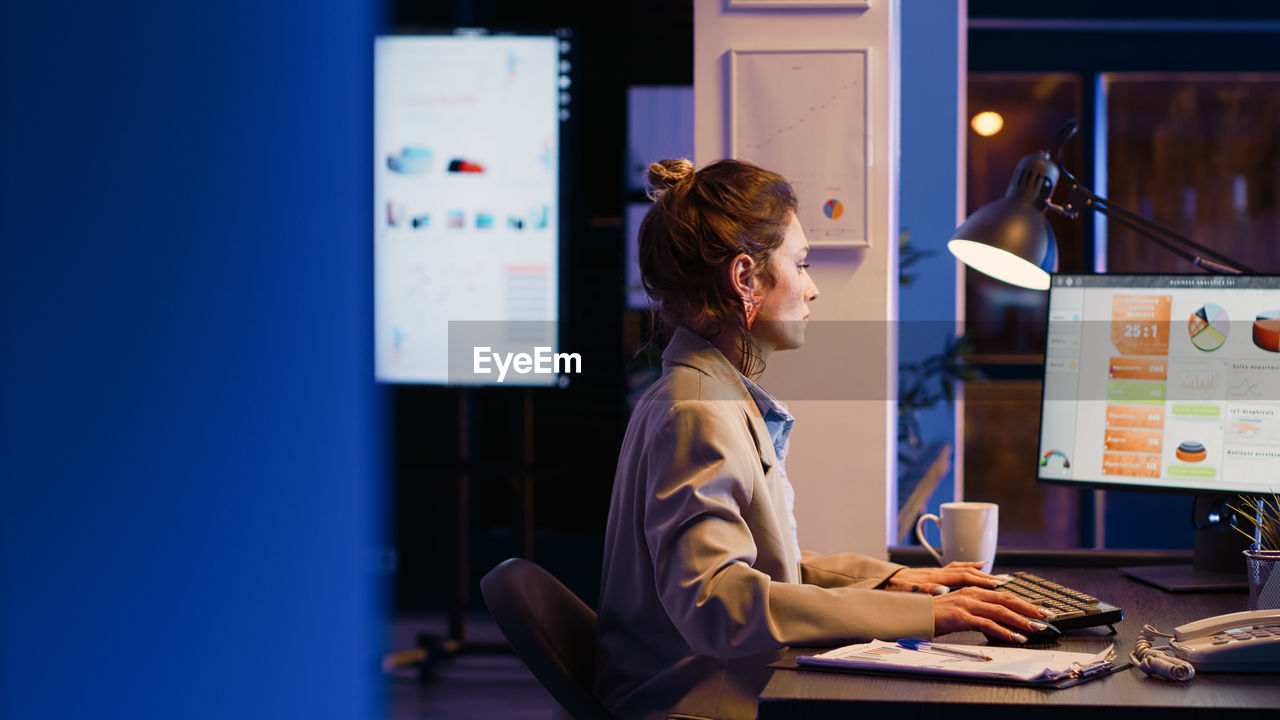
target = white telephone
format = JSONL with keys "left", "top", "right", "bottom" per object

{"left": 1167, "top": 609, "right": 1280, "bottom": 672}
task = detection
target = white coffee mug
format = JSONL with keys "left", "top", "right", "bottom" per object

{"left": 915, "top": 501, "right": 999, "bottom": 573}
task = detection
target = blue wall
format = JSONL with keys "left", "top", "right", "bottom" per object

{"left": 1, "top": 2, "right": 385, "bottom": 717}
{"left": 899, "top": 1, "right": 962, "bottom": 542}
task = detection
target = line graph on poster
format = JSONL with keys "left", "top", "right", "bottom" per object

{"left": 730, "top": 49, "right": 868, "bottom": 247}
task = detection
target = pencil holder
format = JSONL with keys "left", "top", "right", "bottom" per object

{"left": 1243, "top": 549, "right": 1280, "bottom": 611}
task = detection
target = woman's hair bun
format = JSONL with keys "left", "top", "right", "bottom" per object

{"left": 647, "top": 158, "right": 695, "bottom": 199}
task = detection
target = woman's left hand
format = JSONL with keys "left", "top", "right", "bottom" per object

{"left": 881, "top": 561, "right": 1004, "bottom": 594}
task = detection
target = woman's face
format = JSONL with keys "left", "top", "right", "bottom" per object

{"left": 751, "top": 211, "right": 819, "bottom": 354}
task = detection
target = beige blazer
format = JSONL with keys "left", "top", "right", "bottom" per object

{"left": 594, "top": 327, "right": 934, "bottom": 720}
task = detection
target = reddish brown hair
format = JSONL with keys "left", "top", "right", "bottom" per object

{"left": 638, "top": 158, "right": 797, "bottom": 376}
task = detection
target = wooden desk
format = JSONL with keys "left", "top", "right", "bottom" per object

{"left": 758, "top": 566, "right": 1280, "bottom": 719}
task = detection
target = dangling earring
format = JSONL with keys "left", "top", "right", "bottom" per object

{"left": 742, "top": 295, "right": 765, "bottom": 330}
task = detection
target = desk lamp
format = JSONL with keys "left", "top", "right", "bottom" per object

{"left": 948, "top": 118, "right": 1257, "bottom": 289}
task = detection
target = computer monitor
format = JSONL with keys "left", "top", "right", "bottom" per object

{"left": 1039, "top": 273, "right": 1280, "bottom": 590}
{"left": 373, "top": 29, "right": 573, "bottom": 386}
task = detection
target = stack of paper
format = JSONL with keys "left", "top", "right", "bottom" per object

{"left": 798, "top": 640, "right": 1117, "bottom": 685}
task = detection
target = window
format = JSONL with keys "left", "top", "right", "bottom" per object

{"left": 1103, "top": 73, "right": 1280, "bottom": 275}
{"left": 959, "top": 73, "right": 1087, "bottom": 548}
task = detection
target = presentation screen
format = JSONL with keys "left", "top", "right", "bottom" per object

{"left": 374, "top": 31, "right": 567, "bottom": 385}
{"left": 1039, "top": 274, "right": 1280, "bottom": 495}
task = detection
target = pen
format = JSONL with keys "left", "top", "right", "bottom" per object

{"left": 897, "top": 638, "right": 993, "bottom": 662}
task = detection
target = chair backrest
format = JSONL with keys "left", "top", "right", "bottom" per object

{"left": 480, "top": 558, "right": 611, "bottom": 720}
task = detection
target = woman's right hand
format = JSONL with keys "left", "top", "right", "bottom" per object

{"left": 932, "top": 586, "right": 1050, "bottom": 643}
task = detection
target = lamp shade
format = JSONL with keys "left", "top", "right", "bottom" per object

{"left": 949, "top": 151, "right": 1061, "bottom": 291}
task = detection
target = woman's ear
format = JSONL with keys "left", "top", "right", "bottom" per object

{"left": 727, "top": 252, "right": 756, "bottom": 297}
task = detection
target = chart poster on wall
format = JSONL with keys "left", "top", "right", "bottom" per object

{"left": 373, "top": 32, "right": 565, "bottom": 385}
{"left": 730, "top": 49, "right": 868, "bottom": 248}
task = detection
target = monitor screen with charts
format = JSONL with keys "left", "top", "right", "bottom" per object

{"left": 1039, "top": 274, "right": 1280, "bottom": 496}
{"left": 373, "top": 30, "right": 570, "bottom": 385}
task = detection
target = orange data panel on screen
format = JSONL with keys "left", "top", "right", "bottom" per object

{"left": 1109, "top": 356, "right": 1168, "bottom": 381}
{"left": 1111, "top": 295, "right": 1172, "bottom": 356}
{"left": 1104, "top": 427, "right": 1164, "bottom": 454}
{"left": 1102, "top": 452, "right": 1162, "bottom": 478}
{"left": 1106, "top": 404, "right": 1166, "bottom": 429}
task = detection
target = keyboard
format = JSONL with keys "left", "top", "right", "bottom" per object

{"left": 993, "top": 571, "right": 1124, "bottom": 633}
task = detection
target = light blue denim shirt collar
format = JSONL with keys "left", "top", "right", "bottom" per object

{"left": 737, "top": 372, "right": 794, "bottom": 462}
{"left": 738, "top": 371, "right": 803, "bottom": 564}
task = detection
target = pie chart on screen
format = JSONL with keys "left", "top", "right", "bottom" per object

{"left": 1188, "top": 303, "right": 1229, "bottom": 351}
{"left": 823, "top": 199, "right": 843, "bottom": 220}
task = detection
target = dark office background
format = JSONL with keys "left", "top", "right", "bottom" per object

{"left": 388, "top": 0, "right": 1280, "bottom": 617}
{"left": 387, "top": 0, "right": 695, "bottom": 612}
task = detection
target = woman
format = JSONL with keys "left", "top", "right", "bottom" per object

{"left": 594, "top": 159, "right": 1049, "bottom": 720}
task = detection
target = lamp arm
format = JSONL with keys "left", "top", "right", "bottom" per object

{"left": 1048, "top": 117, "right": 1255, "bottom": 275}
{"left": 1062, "top": 181, "right": 1256, "bottom": 275}
{"left": 1092, "top": 201, "right": 1215, "bottom": 270}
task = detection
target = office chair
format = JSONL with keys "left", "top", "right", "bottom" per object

{"left": 480, "top": 558, "right": 612, "bottom": 720}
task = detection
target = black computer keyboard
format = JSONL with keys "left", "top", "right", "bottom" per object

{"left": 994, "top": 571, "right": 1123, "bottom": 633}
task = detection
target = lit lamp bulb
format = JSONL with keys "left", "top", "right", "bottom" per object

{"left": 948, "top": 151, "right": 1059, "bottom": 290}
{"left": 971, "top": 111, "right": 1004, "bottom": 137}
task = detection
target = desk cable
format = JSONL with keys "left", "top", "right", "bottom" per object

{"left": 1129, "top": 625, "right": 1195, "bottom": 682}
